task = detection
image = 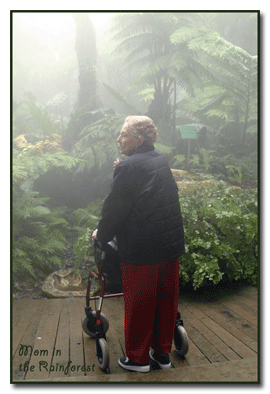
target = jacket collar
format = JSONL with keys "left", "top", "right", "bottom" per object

{"left": 129, "top": 142, "right": 155, "bottom": 156}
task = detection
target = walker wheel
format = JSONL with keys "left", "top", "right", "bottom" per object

{"left": 82, "top": 312, "right": 109, "bottom": 338}
{"left": 174, "top": 325, "right": 189, "bottom": 356}
{"left": 96, "top": 338, "right": 110, "bottom": 371}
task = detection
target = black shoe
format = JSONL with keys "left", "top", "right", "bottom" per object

{"left": 149, "top": 349, "right": 171, "bottom": 369}
{"left": 118, "top": 357, "right": 150, "bottom": 372}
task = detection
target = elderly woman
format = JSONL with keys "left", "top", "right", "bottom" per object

{"left": 93, "top": 116, "right": 185, "bottom": 373}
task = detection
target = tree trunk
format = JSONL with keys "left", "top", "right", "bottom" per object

{"left": 242, "top": 62, "right": 251, "bottom": 145}
{"left": 73, "top": 13, "right": 97, "bottom": 109}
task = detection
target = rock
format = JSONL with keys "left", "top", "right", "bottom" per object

{"left": 42, "top": 268, "right": 99, "bottom": 298}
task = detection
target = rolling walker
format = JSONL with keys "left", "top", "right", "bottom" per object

{"left": 82, "top": 236, "right": 189, "bottom": 373}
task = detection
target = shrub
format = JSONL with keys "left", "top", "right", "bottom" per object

{"left": 71, "top": 199, "right": 104, "bottom": 268}
{"left": 179, "top": 182, "right": 258, "bottom": 290}
{"left": 12, "top": 190, "right": 69, "bottom": 278}
{"left": 12, "top": 132, "right": 79, "bottom": 279}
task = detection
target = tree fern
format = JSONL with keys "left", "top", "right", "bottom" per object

{"left": 102, "top": 82, "right": 140, "bottom": 113}
{"left": 74, "top": 112, "right": 125, "bottom": 173}
{"left": 154, "top": 143, "right": 173, "bottom": 157}
{"left": 13, "top": 134, "right": 79, "bottom": 186}
{"left": 13, "top": 95, "right": 58, "bottom": 138}
{"left": 170, "top": 16, "right": 257, "bottom": 145}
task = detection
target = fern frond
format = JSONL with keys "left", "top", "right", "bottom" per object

{"left": 47, "top": 256, "right": 63, "bottom": 267}
{"left": 170, "top": 26, "right": 208, "bottom": 45}
{"left": 102, "top": 82, "right": 140, "bottom": 113}
{"left": 26, "top": 99, "right": 57, "bottom": 136}
{"left": 154, "top": 143, "right": 173, "bottom": 157}
{"left": 72, "top": 208, "right": 98, "bottom": 226}
{"left": 13, "top": 254, "right": 36, "bottom": 278}
{"left": 13, "top": 165, "right": 28, "bottom": 182}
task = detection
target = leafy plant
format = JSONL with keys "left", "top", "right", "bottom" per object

{"left": 225, "top": 165, "right": 243, "bottom": 185}
{"left": 12, "top": 191, "right": 69, "bottom": 278}
{"left": 179, "top": 182, "right": 258, "bottom": 289}
{"left": 72, "top": 199, "right": 104, "bottom": 268}
{"left": 73, "top": 110, "right": 126, "bottom": 173}
{"left": 12, "top": 128, "right": 79, "bottom": 278}
{"left": 13, "top": 94, "right": 59, "bottom": 139}
{"left": 73, "top": 227, "right": 93, "bottom": 269}
{"left": 172, "top": 154, "right": 186, "bottom": 168}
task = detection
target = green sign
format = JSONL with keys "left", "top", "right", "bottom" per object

{"left": 179, "top": 125, "right": 197, "bottom": 140}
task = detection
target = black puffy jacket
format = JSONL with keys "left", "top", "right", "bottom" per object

{"left": 97, "top": 143, "right": 185, "bottom": 265}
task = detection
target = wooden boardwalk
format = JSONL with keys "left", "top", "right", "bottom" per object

{"left": 11, "top": 284, "right": 259, "bottom": 383}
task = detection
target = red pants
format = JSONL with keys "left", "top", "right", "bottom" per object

{"left": 122, "top": 258, "right": 179, "bottom": 364}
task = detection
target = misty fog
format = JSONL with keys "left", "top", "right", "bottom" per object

{"left": 12, "top": 11, "right": 258, "bottom": 296}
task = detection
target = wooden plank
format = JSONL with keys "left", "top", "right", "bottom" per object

{"left": 171, "top": 338, "right": 205, "bottom": 368}
{"left": 12, "top": 298, "right": 24, "bottom": 326}
{"left": 172, "top": 303, "right": 204, "bottom": 367}
{"left": 24, "top": 299, "right": 63, "bottom": 381}
{"left": 76, "top": 296, "right": 111, "bottom": 378}
{"left": 185, "top": 304, "right": 257, "bottom": 359}
{"left": 78, "top": 299, "right": 99, "bottom": 377}
{"left": 48, "top": 302, "right": 70, "bottom": 379}
{"left": 184, "top": 309, "right": 241, "bottom": 362}
{"left": 224, "top": 293, "right": 258, "bottom": 316}
{"left": 29, "top": 357, "right": 257, "bottom": 383}
{"left": 67, "top": 298, "right": 87, "bottom": 378}
{"left": 82, "top": 330, "right": 104, "bottom": 378}
{"left": 182, "top": 316, "right": 227, "bottom": 364}
{"left": 101, "top": 298, "right": 127, "bottom": 375}
{"left": 169, "top": 357, "right": 258, "bottom": 383}
{"left": 12, "top": 299, "right": 46, "bottom": 382}
{"left": 81, "top": 292, "right": 105, "bottom": 378}
{"left": 237, "top": 286, "right": 258, "bottom": 300}
{"left": 211, "top": 357, "right": 258, "bottom": 383}
{"left": 11, "top": 285, "right": 259, "bottom": 383}
{"left": 12, "top": 299, "right": 40, "bottom": 356}
{"left": 197, "top": 300, "right": 258, "bottom": 344}
{"left": 176, "top": 302, "right": 212, "bottom": 367}
{"left": 13, "top": 299, "right": 34, "bottom": 327}
{"left": 233, "top": 293, "right": 258, "bottom": 311}
{"left": 101, "top": 296, "right": 125, "bottom": 353}
{"left": 220, "top": 297, "right": 258, "bottom": 326}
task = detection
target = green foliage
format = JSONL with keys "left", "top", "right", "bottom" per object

{"left": 13, "top": 134, "right": 79, "bottom": 190}
{"left": 102, "top": 82, "right": 140, "bottom": 114}
{"left": 225, "top": 165, "right": 243, "bottom": 185}
{"left": 12, "top": 191, "right": 69, "bottom": 278}
{"left": 109, "top": 12, "right": 258, "bottom": 189}
{"left": 172, "top": 154, "right": 186, "bottom": 168}
{"left": 155, "top": 143, "right": 174, "bottom": 158}
{"left": 12, "top": 128, "right": 79, "bottom": 279}
{"left": 74, "top": 111, "right": 126, "bottom": 172}
{"left": 71, "top": 198, "right": 103, "bottom": 228}
{"left": 72, "top": 199, "right": 104, "bottom": 267}
{"left": 197, "top": 148, "right": 215, "bottom": 171}
{"left": 73, "top": 227, "right": 93, "bottom": 269}
{"left": 12, "top": 14, "right": 258, "bottom": 292}
{"left": 13, "top": 94, "right": 58, "bottom": 139}
{"left": 189, "top": 154, "right": 200, "bottom": 167}
{"left": 179, "top": 182, "right": 258, "bottom": 290}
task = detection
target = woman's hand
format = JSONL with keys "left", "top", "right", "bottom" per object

{"left": 92, "top": 229, "right": 98, "bottom": 241}
{"left": 113, "top": 158, "right": 122, "bottom": 170}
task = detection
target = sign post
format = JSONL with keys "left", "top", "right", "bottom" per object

{"left": 179, "top": 126, "right": 197, "bottom": 168}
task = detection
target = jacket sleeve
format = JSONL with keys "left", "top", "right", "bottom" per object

{"left": 97, "top": 161, "right": 135, "bottom": 247}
